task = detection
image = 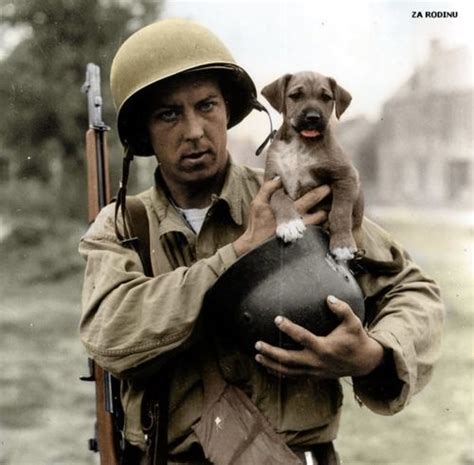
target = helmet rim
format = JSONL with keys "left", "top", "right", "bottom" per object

{"left": 117, "top": 63, "right": 257, "bottom": 156}
{"left": 110, "top": 19, "right": 257, "bottom": 156}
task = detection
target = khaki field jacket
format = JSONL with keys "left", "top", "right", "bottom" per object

{"left": 79, "top": 162, "right": 444, "bottom": 454}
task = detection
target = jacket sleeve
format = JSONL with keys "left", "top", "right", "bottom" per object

{"left": 352, "top": 218, "right": 445, "bottom": 415}
{"left": 78, "top": 203, "right": 238, "bottom": 378}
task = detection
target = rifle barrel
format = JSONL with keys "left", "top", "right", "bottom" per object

{"left": 82, "top": 63, "right": 119, "bottom": 465}
{"left": 83, "top": 63, "right": 111, "bottom": 220}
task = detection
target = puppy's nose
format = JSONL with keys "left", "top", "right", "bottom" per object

{"left": 304, "top": 110, "right": 321, "bottom": 122}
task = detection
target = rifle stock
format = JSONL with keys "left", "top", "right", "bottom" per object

{"left": 82, "top": 63, "right": 122, "bottom": 465}
{"left": 85, "top": 128, "right": 111, "bottom": 222}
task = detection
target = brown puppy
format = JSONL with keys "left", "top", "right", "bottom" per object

{"left": 262, "top": 71, "right": 363, "bottom": 261}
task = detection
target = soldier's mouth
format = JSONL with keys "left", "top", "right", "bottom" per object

{"left": 183, "top": 150, "right": 211, "bottom": 160}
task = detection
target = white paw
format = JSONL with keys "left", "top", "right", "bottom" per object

{"left": 276, "top": 219, "right": 306, "bottom": 243}
{"left": 331, "top": 246, "right": 356, "bottom": 262}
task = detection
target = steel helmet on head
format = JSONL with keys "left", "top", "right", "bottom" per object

{"left": 110, "top": 18, "right": 258, "bottom": 156}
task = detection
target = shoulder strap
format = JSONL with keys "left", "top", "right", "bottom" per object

{"left": 124, "top": 196, "right": 153, "bottom": 277}
{"left": 122, "top": 196, "right": 170, "bottom": 465}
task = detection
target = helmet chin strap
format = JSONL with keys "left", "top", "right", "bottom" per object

{"left": 253, "top": 100, "right": 277, "bottom": 156}
{"left": 114, "top": 146, "right": 135, "bottom": 243}
{"left": 113, "top": 99, "right": 272, "bottom": 241}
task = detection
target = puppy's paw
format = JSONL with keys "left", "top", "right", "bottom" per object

{"left": 276, "top": 219, "right": 306, "bottom": 243}
{"left": 331, "top": 246, "right": 357, "bottom": 262}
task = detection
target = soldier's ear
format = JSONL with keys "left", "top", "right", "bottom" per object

{"left": 328, "top": 78, "right": 352, "bottom": 119}
{"left": 261, "top": 74, "right": 293, "bottom": 114}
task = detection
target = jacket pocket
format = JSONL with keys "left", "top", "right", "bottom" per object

{"left": 256, "top": 377, "right": 343, "bottom": 433}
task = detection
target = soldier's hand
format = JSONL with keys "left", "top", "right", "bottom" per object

{"left": 233, "top": 177, "right": 281, "bottom": 257}
{"left": 254, "top": 295, "right": 385, "bottom": 378}
{"left": 233, "top": 181, "right": 330, "bottom": 257}
{"left": 295, "top": 184, "right": 330, "bottom": 226}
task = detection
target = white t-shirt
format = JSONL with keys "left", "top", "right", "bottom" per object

{"left": 177, "top": 206, "right": 210, "bottom": 235}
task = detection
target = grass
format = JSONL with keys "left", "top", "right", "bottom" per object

{"left": 0, "top": 218, "right": 97, "bottom": 465}
{"left": 337, "top": 210, "right": 474, "bottom": 465}
{"left": 0, "top": 277, "right": 98, "bottom": 464}
{"left": 0, "top": 211, "right": 472, "bottom": 464}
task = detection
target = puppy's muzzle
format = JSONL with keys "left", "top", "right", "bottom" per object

{"left": 293, "top": 109, "right": 326, "bottom": 136}
{"left": 304, "top": 109, "right": 321, "bottom": 123}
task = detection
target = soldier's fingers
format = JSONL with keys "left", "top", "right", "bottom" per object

{"left": 255, "top": 354, "right": 292, "bottom": 375}
{"left": 326, "top": 295, "right": 358, "bottom": 325}
{"left": 302, "top": 209, "right": 328, "bottom": 226}
{"left": 274, "top": 316, "right": 321, "bottom": 350}
{"left": 256, "top": 354, "right": 320, "bottom": 378}
{"left": 255, "top": 339, "right": 308, "bottom": 367}
{"left": 295, "top": 184, "right": 331, "bottom": 214}
{"left": 255, "top": 176, "right": 282, "bottom": 203}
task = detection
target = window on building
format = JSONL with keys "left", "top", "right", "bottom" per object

{"left": 447, "top": 159, "right": 471, "bottom": 200}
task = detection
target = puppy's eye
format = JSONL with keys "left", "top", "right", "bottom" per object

{"left": 321, "top": 93, "right": 333, "bottom": 103}
{"left": 289, "top": 91, "right": 303, "bottom": 101}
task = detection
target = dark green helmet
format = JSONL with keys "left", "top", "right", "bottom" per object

{"left": 204, "top": 226, "right": 365, "bottom": 351}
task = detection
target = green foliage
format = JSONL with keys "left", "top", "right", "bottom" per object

{"left": 1, "top": 212, "right": 86, "bottom": 282}
{"left": 0, "top": 0, "right": 163, "bottom": 216}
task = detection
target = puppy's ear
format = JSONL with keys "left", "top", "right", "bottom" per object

{"left": 329, "top": 78, "right": 352, "bottom": 119}
{"left": 261, "top": 74, "right": 293, "bottom": 113}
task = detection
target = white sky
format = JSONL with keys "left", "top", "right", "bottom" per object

{"left": 0, "top": 1, "right": 471, "bottom": 144}
{"left": 162, "top": 0, "right": 473, "bottom": 141}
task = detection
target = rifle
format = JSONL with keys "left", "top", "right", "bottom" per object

{"left": 81, "top": 62, "right": 123, "bottom": 465}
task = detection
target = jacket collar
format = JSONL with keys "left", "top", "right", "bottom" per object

{"left": 150, "top": 158, "right": 243, "bottom": 237}
{"left": 214, "top": 159, "right": 243, "bottom": 226}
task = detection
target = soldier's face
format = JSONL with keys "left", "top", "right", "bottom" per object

{"left": 147, "top": 76, "right": 229, "bottom": 191}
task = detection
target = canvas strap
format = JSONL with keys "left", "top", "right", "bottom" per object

{"left": 122, "top": 195, "right": 153, "bottom": 277}
{"left": 118, "top": 196, "right": 170, "bottom": 465}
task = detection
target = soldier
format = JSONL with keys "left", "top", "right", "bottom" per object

{"left": 79, "top": 18, "right": 444, "bottom": 465}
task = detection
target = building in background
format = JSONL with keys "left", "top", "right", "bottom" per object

{"left": 339, "top": 40, "right": 473, "bottom": 208}
{"left": 336, "top": 116, "right": 378, "bottom": 204}
{"left": 375, "top": 40, "right": 473, "bottom": 207}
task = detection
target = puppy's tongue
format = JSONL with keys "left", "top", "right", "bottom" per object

{"left": 300, "top": 129, "right": 320, "bottom": 138}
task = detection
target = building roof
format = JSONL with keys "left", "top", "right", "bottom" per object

{"left": 391, "top": 40, "right": 472, "bottom": 100}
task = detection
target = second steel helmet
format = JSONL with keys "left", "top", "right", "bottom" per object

{"left": 110, "top": 18, "right": 258, "bottom": 156}
{"left": 204, "top": 226, "right": 366, "bottom": 352}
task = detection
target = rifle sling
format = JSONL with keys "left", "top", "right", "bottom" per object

{"left": 121, "top": 196, "right": 170, "bottom": 465}
{"left": 123, "top": 196, "right": 153, "bottom": 278}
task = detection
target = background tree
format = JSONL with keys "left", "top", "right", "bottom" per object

{"left": 0, "top": 0, "right": 163, "bottom": 217}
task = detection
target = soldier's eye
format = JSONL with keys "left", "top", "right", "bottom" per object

{"left": 160, "top": 110, "right": 178, "bottom": 122}
{"left": 152, "top": 108, "right": 179, "bottom": 123}
{"left": 199, "top": 100, "right": 217, "bottom": 112}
